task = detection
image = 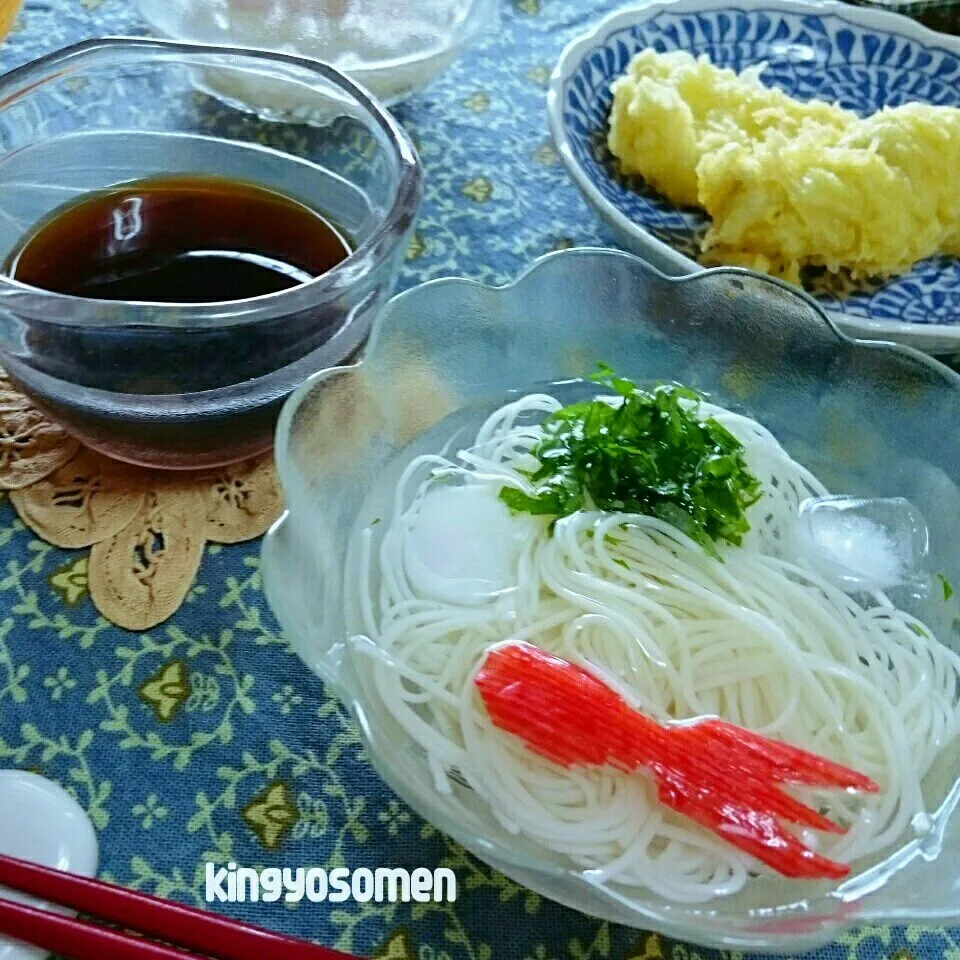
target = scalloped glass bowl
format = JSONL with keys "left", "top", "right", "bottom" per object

{"left": 262, "top": 248, "right": 960, "bottom": 950}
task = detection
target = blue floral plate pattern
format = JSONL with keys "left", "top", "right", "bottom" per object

{"left": 548, "top": 0, "right": 960, "bottom": 352}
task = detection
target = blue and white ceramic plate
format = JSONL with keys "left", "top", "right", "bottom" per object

{"left": 548, "top": 0, "right": 960, "bottom": 352}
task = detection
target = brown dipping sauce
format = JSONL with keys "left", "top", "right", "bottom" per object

{"left": 5, "top": 174, "right": 352, "bottom": 302}
{"left": 0, "top": 175, "right": 365, "bottom": 468}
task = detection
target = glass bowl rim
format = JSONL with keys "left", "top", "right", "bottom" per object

{"left": 0, "top": 36, "right": 423, "bottom": 329}
{"left": 273, "top": 247, "right": 960, "bottom": 493}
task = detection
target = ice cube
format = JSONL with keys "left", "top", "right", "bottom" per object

{"left": 794, "top": 496, "right": 929, "bottom": 593}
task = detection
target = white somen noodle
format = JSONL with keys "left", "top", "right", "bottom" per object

{"left": 348, "top": 391, "right": 960, "bottom": 903}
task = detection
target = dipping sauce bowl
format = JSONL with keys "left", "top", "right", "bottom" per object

{"left": 0, "top": 38, "right": 422, "bottom": 468}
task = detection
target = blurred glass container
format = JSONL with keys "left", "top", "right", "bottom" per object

{"left": 842, "top": 0, "right": 959, "bottom": 34}
{"left": 0, "top": 37, "right": 422, "bottom": 469}
{"left": 138, "top": 0, "right": 498, "bottom": 109}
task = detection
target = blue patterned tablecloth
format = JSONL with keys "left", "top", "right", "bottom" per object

{"left": 0, "top": 3, "right": 957, "bottom": 960}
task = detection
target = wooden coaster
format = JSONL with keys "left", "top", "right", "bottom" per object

{"left": 0, "top": 371, "right": 284, "bottom": 631}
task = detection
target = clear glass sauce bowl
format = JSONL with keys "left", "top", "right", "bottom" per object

{"left": 0, "top": 37, "right": 422, "bottom": 468}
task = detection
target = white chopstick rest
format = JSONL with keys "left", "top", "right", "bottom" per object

{"left": 0, "top": 771, "right": 99, "bottom": 960}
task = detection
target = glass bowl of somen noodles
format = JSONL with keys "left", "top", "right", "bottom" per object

{"left": 262, "top": 247, "right": 960, "bottom": 951}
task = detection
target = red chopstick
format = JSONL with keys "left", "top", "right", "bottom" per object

{"left": 0, "top": 898, "right": 204, "bottom": 960}
{"left": 0, "top": 854, "right": 359, "bottom": 960}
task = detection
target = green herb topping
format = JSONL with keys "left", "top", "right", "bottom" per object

{"left": 499, "top": 365, "right": 762, "bottom": 552}
{"left": 938, "top": 574, "right": 954, "bottom": 602}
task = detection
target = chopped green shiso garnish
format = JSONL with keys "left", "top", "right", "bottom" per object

{"left": 939, "top": 574, "right": 955, "bottom": 602}
{"left": 499, "top": 365, "right": 762, "bottom": 554}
